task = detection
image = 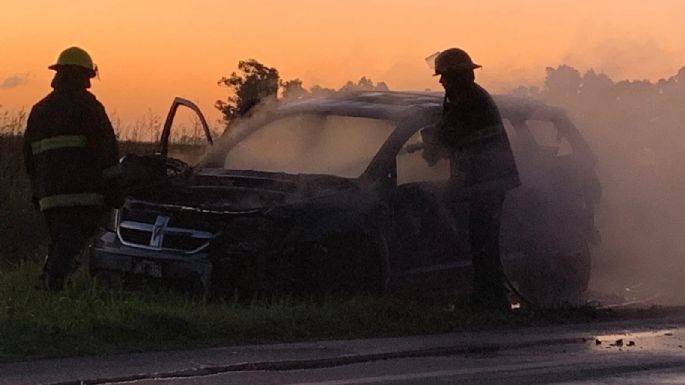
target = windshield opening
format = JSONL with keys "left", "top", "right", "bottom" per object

{"left": 209, "top": 114, "right": 396, "bottom": 178}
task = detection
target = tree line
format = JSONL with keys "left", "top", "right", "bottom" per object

{"left": 215, "top": 59, "right": 388, "bottom": 127}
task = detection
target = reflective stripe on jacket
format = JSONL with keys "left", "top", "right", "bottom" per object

{"left": 31, "top": 135, "right": 88, "bottom": 155}
{"left": 39, "top": 193, "right": 105, "bottom": 211}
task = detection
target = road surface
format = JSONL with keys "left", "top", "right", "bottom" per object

{"left": 3, "top": 311, "right": 685, "bottom": 385}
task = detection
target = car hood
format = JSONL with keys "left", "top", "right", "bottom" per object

{"left": 127, "top": 168, "right": 358, "bottom": 214}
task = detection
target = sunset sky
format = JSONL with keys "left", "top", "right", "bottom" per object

{"left": 1, "top": 0, "right": 684, "bottom": 127}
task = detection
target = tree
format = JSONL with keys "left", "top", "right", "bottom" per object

{"left": 338, "top": 76, "right": 389, "bottom": 93}
{"left": 280, "top": 78, "right": 309, "bottom": 99}
{"left": 308, "top": 84, "right": 337, "bottom": 97}
{"left": 541, "top": 65, "right": 582, "bottom": 104}
{"left": 215, "top": 59, "right": 279, "bottom": 126}
{"left": 216, "top": 59, "right": 393, "bottom": 126}
{"left": 579, "top": 69, "right": 614, "bottom": 99}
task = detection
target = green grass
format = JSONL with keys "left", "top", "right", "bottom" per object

{"left": 0, "top": 263, "right": 618, "bottom": 363}
{"left": 0, "top": 263, "right": 463, "bottom": 362}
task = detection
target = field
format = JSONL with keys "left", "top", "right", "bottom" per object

{"left": 1, "top": 134, "right": 49, "bottom": 268}
{"left": 0, "top": 136, "right": 166, "bottom": 269}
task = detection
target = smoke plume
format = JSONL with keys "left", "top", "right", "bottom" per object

{"left": 513, "top": 65, "right": 685, "bottom": 304}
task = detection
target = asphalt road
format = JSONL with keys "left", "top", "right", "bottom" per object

{"left": 112, "top": 327, "right": 685, "bottom": 385}
{"left": 4, "top": 311, "right": 685, "bottom": 385}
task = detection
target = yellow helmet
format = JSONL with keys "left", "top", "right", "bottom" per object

{"left": 48, "top": 47, "right": 97, "bottom": 78}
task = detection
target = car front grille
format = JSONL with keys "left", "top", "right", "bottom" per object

{"left": 119, "top": 227, "right": 151, "bottom": 246}
{"left": 116, "top": 210, "right": 215, "bottom": 254}
{"left": 163, "top": 233, "right": 211, "bottom": 252}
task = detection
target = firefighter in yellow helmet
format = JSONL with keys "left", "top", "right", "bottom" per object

{"left": 424, "top": 48, "right": 520, "bottom": 311}
{"left": 23, "top": 47, "right": 121, "bottom": 290}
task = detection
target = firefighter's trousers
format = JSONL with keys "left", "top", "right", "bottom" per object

{"left": 468, "top": 192, "right": 508, "bottom": 309}
{"left": 42, "top": 206, "right": 103, "bottom": 290}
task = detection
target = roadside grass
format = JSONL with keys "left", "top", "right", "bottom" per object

{"left": 0, "top": 262, "right": 618, "bottom": 363}
{"left": 0, "top": 263, "right": 458, "bottom": 362}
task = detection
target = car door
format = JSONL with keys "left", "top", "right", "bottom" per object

{"left": 389, "top": 129, "right": 471, "bottom": 293}
{"left": 159, "top": 97, "right": 214, "bottom": 157}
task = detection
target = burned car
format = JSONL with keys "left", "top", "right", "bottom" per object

{"left": 90, "top": 92, "right": 600, "bottom": 305}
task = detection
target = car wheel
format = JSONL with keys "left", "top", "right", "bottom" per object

{"left": 501, "top": 189, "right": 593, "bottom": 308}
{"left": 512, "top": 241, "right": 591, "bottom": 308}
{"left": 209, "top": 255, "right": 260, "bottom": 300}
{"left": 209, "top": 232, "right": 388, "bottom": 299}
{"left": 277, "top": 231, "right": 388, "bottom": 296}
{"left": 327, "top": 231, "right": 389, "bottom": 295}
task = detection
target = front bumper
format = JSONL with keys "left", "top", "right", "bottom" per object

{"left": 89, "top": 230, "right": 212, "bottom": 290}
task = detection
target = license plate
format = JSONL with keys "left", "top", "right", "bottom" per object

{"left": 133, "top": 260, "right": 162, "bottom": 278}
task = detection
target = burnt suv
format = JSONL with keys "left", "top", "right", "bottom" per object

{"left": 90, "top": 91, "right": 600, "bottom": 305}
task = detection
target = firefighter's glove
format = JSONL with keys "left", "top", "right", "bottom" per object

{"left": 422, "top": 144, "right": 442, "bottom": 167}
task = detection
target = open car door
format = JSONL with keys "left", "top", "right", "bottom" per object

{"left": 159, "top": 97, "right": 214, "bottom": 157}
{"left": 118, "top": 98, "right": 214, "bottom": 194}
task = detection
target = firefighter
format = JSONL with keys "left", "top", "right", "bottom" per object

{"left": 23, "top": 47, "right": 121, "bottom": 290}
{"left": 424, "top": 48, "right": 520, "bottom": 311}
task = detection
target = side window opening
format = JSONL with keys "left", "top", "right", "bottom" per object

{"left": 396, "top": 130, "right": 450, "bottom": 185}
{"left": 504, "top": 119, "right": 574, "bottom": 158}
{"left": 526, "top": 120, "right": 574, "bottom": 157}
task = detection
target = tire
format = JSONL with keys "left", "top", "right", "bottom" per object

{"left": 514, "top": 241, "right": 591, "bottom": 308}
{"left": 209, "top": 255, "right": 261, "bottom": 300}
{"left": 501, "top": 189, "right": 593, "bottom": 308}
{"left": 275, "top": 231, "right": 388, "bottom": 296}
{"left": 209, "top": 231, "right": 388, "bottom": 299}
{"left": 324, "top": 231, "right": 388, "bottom": 295}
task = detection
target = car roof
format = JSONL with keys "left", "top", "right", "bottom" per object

{"left": 202, "top": 90, "right": 595, "bottom": 177}
{"left": 271, "top": 91, "right": 555, "bottom": 122}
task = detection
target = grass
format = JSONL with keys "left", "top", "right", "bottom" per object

{"left": 0, "top": 135, "right": 47, "bottom": 268}
{"left": 0, "top": 262, "right": 617, "bottom": 363}
{"left": 0, "top": 263, "right": 463, "bottom": 362}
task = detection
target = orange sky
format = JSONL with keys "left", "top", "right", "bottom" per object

{"left": 1, "top": 0, "right": 684, "bottom": 128}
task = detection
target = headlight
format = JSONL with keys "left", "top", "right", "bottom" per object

{"left": 104, "top": 209, "right": 120, "bottom": 232}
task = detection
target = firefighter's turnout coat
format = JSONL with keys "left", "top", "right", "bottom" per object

{"left": 23, "top": 86, "right": 119, "bottom": 211}
{"left": 437, "top": 83, "right": 520, "bottom": 194}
